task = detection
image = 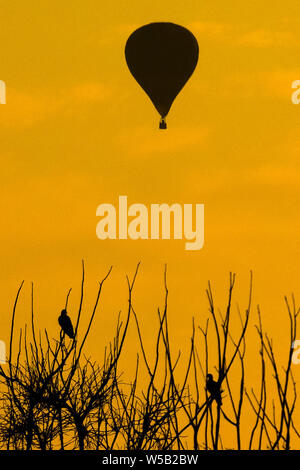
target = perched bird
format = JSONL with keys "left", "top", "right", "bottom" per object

{"left": 58, "top": 309, "right": 75, "bottom": 339}
{"left": 206, "top": 373, "right": 223, "bottom": 406}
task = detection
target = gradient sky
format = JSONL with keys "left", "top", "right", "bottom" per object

{"left": 0, "top": 1, "right": 299, "bottom": 429}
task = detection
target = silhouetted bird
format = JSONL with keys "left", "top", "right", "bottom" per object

{"left": 206, "top": 374, "right": 222, "bottom": 406}
{"left": 58, "top": 309, "right": 75, "bottom": 339}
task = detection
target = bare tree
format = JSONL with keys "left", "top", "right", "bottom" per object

{"left": 0, "top": 265, "right": 298, "bottom": 450}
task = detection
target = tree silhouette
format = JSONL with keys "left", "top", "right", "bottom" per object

{"left": 0, "top": 263, "right": 298, "bottom": 450}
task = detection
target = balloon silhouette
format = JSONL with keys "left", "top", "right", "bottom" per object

{"left": 125, "top": 22, "right": 199, "bottom": 129}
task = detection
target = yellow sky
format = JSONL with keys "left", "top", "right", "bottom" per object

{"left": 0, "top": 1, "right": 299, "bottom": 430}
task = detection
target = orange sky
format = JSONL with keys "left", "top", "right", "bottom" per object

{"left": 0, "top": 1, "right": 299, "bottom": 439}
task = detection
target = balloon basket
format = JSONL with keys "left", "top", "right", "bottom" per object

{"left": 159, "top": 119, "right": 167, "bottom": 129}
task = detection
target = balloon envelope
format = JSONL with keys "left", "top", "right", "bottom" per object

{"left": 125, "top": 22, "right": 199, "bottom": 127}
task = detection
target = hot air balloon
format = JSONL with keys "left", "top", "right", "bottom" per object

{"left": 125, "top": 22, "right": 199, "bottom": 129}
